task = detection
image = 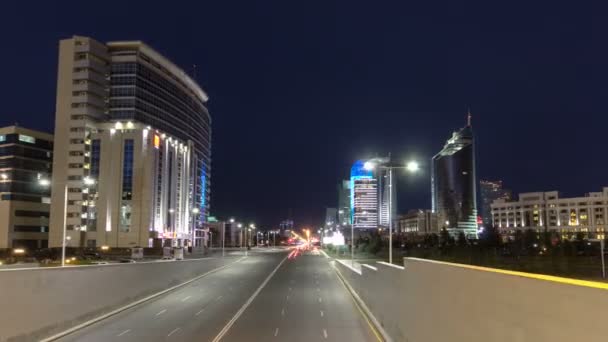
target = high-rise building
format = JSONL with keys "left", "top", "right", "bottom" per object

{"left": 491, "top": 188, "right": 607, "bottom": 240}
{"left": 431, "top": 113, "right": 477, "bottom": 238}
{"left": 351, "top": 160, "right": 377, "bottom": 229}
{"left": 325, "top": 207, "right": 337, "bottom": 226}
{"left": 0, "top": 126, "right": 53, "bottom": 250}
{"left": 49, "top": 36, "right": 211, "bottom": 249}
{"left": 479, "top": 180, "right": 511, "bottom": 227}
{"left": 337, "top": 180, "right": 351, "bottom": 225}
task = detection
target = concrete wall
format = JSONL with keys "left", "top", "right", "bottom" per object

{"left": 336, "top": 258, "right": 608, "bottom": 342}
{"left": 0, "top": 257, "right": 234, "bottom": 341}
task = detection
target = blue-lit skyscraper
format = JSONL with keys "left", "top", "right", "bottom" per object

{"left": 351, "top": 160, "right": 378, "bottom": 229}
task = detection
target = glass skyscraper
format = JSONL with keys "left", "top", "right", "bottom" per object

{"left": 351, "top": 160, "right": 377, "bottom": 229}
{"left": 431, "top": 117, "right": 478, "bottom": 237}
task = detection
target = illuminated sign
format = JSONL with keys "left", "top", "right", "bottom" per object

{"left": 153, "top": 135, "right": 160, "bottom": 149}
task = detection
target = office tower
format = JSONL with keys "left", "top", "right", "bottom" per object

{"left": 0, "top": 126, "right": 53, "bottom": 250}
{"left": 325, "top": 207, "right": 337, "bottom": 226}
{"left": 431, "top": 113, "right": 477, "bottom": 237}
{"left": 479, "top": 180, "right": 511, "bottom": 227}
{"left": 351, "top": 160, "right": 378, "bottom": 229}
{"left": 49, "top": 36, "right": 211, "bottom": 249}
{"left": 337, "top": 180, "right": 351, "bottom": 225}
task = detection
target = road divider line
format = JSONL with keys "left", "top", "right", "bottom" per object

{"left": 195, "top": 308, "right": 205, "bottom": 316}
{"left": 320, "top": 310, "right": 324, "bottom": 317}
{"left": 211, "top": 255, "right": 289, "bottom": 342}
{"left": 323, "top": 329, "right": 328, "bottom": 339}
{"left": 181, "top": 296, "right": 191, "bottom": 302}
{"left": 167, "top": 327, "right": 180, "bottom": 337}
{"left": 40, "top": 257, "right": 245, "bottom": 342}
{"left": 216, "top": 295, "right": 223, "bottom": 301}
{"left": 156, "top": 309, "right": 167, "bottom": 316}
{"left": 274, "top": 328, "right": 279, "bottom": 337}
{"left": 281, "top": 308, "right": 285, "bottom": 316}
{"left": 117, "top": 329, "right": 130, "bottom": 337}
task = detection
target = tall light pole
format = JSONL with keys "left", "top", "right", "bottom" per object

{"left": 365, "top": 158, "right": 420, "bottom": 264}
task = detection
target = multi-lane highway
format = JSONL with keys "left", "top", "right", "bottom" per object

{"left": 56, "top": 248, "right": 380, "bottom": 342}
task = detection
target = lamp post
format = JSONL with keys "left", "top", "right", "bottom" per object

{"left": 365, "top": 158, "right": 419, "bottom": 264}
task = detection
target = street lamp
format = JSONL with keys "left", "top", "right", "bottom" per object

{"left": 364, "top": 157, "right": 420, "bottom": 264}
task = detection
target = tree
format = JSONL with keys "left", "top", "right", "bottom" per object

{"left": 456, "top": 231, "right": 467, "bottom": 246}
{"left": 479, "top": 226, "right": 501, "bottom": 248}
{"left": 440, "top": 228, "right": 451, "bottom": 247}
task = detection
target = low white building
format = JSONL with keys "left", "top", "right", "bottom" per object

{"left": 491, "top": 188, "right": 608, "bottom": 239}
{"left": 396, "top": 210, "right": 439, "bottom": 235}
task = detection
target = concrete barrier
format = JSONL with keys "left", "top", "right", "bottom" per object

{"left": 335, "top": 257, "right": 608, "bottom": 342}
{"left": 0, "top": 257, "right": 236, "bottom": 341}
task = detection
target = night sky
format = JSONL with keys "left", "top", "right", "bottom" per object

{"left": 0, "top": 1, "right": 603, "bottom": 229}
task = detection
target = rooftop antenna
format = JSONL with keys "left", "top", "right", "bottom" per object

{"left": 466, "top": 106, "right": 472, "bottom": 127}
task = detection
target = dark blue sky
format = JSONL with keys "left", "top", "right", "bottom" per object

{"left": 0, "top": 1, "right": 603, "bottom": 228}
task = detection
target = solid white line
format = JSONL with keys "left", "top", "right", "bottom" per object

{"left": 323, "top": 329, "right": 328, "bottom": 339}
{"left": 281, "top": 308, "right": 285, "bottom": 316}
{"left": 40, "top": 257, "right": 245, "bottom": 342}
{"left": 195, "top": 308, "right": 205, "bottom": 316}
{"left": 167, "top": 327, "right": 181, "bottom": 337}
{"left": 288, "top": 287, "right": 292, "bottom": 291}
{"left": 211, "top": 255, "right": 289, "bottom": 342}
{"left": 320, "top": 250, "right": 330, "bottom": 259}
{"left": 181, "top": 296, "right": 192, "bottom": 302}
{"left": 216, "top": 295, "right": 223, "bottom": 301}
{"left": 320, "top": 310, "right": 324, "bottom": 317}
{"left": 286, "top": 295, "right": 289, "bottom": 301}
{"left": 318, "top": 297, "right": 323, "bottom": 303}
{"left": 156, "top": 309, "right": 167, "bottom": 316}
{"left": 117, "top": 329, "right": 131, "bottom": 337}
{"left": 274, "top": 328, "right": 279, "bottom": 337}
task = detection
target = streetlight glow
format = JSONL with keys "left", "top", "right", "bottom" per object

{"left": 230, "top": 218, "right": 235, "bottom": 223}
{"left": 38, "top": 179, "right": 50, "bottom": 186}
{"left": 0, "top": 173, "right": 8, "bottom": 180}
{"left": 363, "top": 161, "right": 375, "bottom": 171}
{"left": 406, "top": 161, "right": 420, "bottom": 172}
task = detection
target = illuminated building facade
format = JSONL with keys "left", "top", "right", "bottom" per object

{"left": 479, "top": 180, "right": 511, "bottom": 227}
{"left": 351, "top": 160, "right": 377, "bottom": 229}
{"left": 431, "top": 114, "right": 478, "bottom": 237}
{"left": 491, "top": 188, "right": 608, "bottom": 240}
{"left": 0, "top": 126, "right": 53, "bottom": 250}
{"left": 49, "top": 36, "right": 211, "bottom": 248}
{"left": 337, "top": 180, "right": 351, "bottom": 225}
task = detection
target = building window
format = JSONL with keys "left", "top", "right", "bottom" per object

{"left": 18, "top": 134, "right": 36, "bottom": 144}
{"left": 91, "top": 139, "right": 101, "bottom": 178}
{"left": 120, "top": 139, "right": 134, "bottom": 232}
{"left": 0, "top": 135, "right": 5, "bottom": 143}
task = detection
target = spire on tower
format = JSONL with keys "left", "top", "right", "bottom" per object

{"left": 466, "top": 107, "right": 472, "bottom": 127}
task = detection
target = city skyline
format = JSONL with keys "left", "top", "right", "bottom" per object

{"left": 0, "top": 1, "right": 601, "bottom": 228}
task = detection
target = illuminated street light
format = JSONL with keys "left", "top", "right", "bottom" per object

{"left": 230, "top": 218, "right": 235, "bottom": 223}
{"left": 363, "top": 161, "right": 375, "bottom": 171}
{"left": 13, "top": 248, "right": 25, "bottom": 255}
{"left": 406, "top": 161, "right": 420, "bottom": 173}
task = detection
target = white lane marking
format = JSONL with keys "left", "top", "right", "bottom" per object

{"left": 281, "top": 308, "right": 285, "bottom": 316}
{"left": 286, "top": 295, "right": 289, "bottom": 301}
{"left": 318, "top": 297, "right": 323, "bottom": 303}
{"left": 117, "top": 329, "right": 131, "bottom": 337}
{"left": 181, "top": 296, "right": 192, "bottom": 302}
{"left": 156, "top": 309, "right": 167, "bottom": 316}
{"left": 320, "top": 310, "right": 324, "bottom": 317}
{"left": 211, "top": 255, "right": 289, "bottom": 342}
{"left": 323, "top": 329, "right": 328, "bottom": 339}
{"left": 288, "top": 287, "right": 292, "bottom": 291}
{"left": 216, "top": 295, "right": 224, "bottom": 301}
{"left": 274, "top": 328, "right": 279, "bottom": 337}
{"left": 195, "top": 308, "right": 205, "bottom": 316}
{"left": 167, "top": 327, "right": 181, "bottom": 337}
{"left": 39, "top": 257, "right": 246, "bottom": 342}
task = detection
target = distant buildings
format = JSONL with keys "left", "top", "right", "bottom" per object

{"left": 337, "top": 180, "right": 351, "bottom": 225}
{"left": 396, "top": 210, "right": 439, "bottom": 235}
{"left": 479, "top": 180, "right": 511, "bottom": 227}
{"left": 491, "top": 188, "right": 608, "bottom": 240}
{"left": 0, "top": 126, "right": 54, "bottom": 250}
{"left": 431, "top": 114, "right": 478, "bottom": 238}
{"left": 49, "top": 36, "right": 211, "bottom": 249}
{"left": 351, "top": 160, "right": 378, "bottom": 229}
{"left": 325, "top": 207, "right": 337, "bottom": 225}
{"left": 279, "top": 219, "right": 294, "bottom": 237}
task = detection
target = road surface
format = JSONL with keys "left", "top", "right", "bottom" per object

{"left": 56, "top": 248, "right": 379, "bottom": 341}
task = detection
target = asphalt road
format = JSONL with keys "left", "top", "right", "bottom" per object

{"left": 56, "top": 248, "right": 379, "bottom": 342}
